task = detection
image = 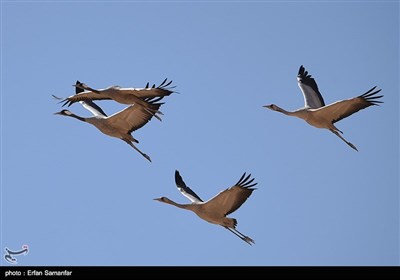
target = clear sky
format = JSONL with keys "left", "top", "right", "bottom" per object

{"left": 1, "top": 0, "right": 398, "bottom": 266}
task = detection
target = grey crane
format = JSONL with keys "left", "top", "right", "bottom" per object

{"left": 263, "top": 65, "right": 383, "bottom": 151}
{"left": 154, "top": 170, "right": 257, "bottom": 245}
{"left": 54, "top": 81, "right": 163, "bottom": 162}
{"left": 59, "top": 78, "right": 175, "bottom": 121}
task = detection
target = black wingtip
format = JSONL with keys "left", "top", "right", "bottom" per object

{"left": 61, "top": 99, "right": 70, "bottom": 107}
{"left": 75, "top": 80, "right": 85, "bottom": 94}
{"left": 175, "top": 170, "right": 185, "bottom": 187}
{"left": 160, "top": 77, "right": 168, "bottom": 87}
{"left": 235, "top": 172, "right": 257, "bottom": 189}
{"left": 298, "top": 65, "right": 305, "bottom": 74}
{"left": 236, "top": 172, "right": 247, "bottom": 186}
{"left": 360, "top": 87, "right": 384, "bottom": 105}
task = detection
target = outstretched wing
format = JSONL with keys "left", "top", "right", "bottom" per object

{"left": 313, "top": 86, "right": 383, "bottom": 123}
{"left": 61, "top": 81, "right": 112, "bottom": 107}
{"left": 205, "top": 173, "right": 257, "bottom": 216}
{"left": 175, "top": 170, "right": 203, "bottom": 203}
{"left": 297, "top": 65, "right": 325, "bottom": 109}
{"left": 124, "top": 78, "right": 176, "bottom": 99}
{"left": 105, "top": 98, "right": 163, "bottom": 134}
{"left": 62, "top": 79, "right": 175, "bottom": 106}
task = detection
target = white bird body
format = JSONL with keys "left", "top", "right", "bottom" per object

{"left": 155, "top": 171, "right": 257, "bottom": 245}
{"left": 264, "top": 65, "right": 383, "bottom": 151}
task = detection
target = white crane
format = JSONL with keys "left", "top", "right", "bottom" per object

{"left": 59, "top": 78, "right": 175, "bottom": 121}
{"left": 54, "top": 81, "right": 163, "bottom": 162}
{"left": 263, "top": 65, "right": 383, "bottom": 151}
{"left": 154, "top": 170, "right": 257, "bottom": 245}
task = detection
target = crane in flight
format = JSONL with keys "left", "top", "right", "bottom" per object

{"left": 263, "top": 65, "right": 383, "bottom": 151}
{"left": 54, "top": 81, "right": 163, "bottom": 162}
{"left": 59, "top": 78, "right": 175, "bottom": 121}
{"left": 154, "top": 170, "right": 257, "bottom": 245}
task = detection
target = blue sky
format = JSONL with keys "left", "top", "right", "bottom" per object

{"left": 1, "top": 1, "right": 398, "bottom": 266}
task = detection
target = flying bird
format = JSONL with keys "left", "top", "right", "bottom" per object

{"left": 154, "top": 170, "right": 257, "bottom": 245}
{"left": 263, "top": 65, "right": 383, "bottom": 151}
{"left": 54, "top": 81, "right": 163, "bottom": 162}
{"left": 59, "top": 78, "right": 175, "bottom": 121}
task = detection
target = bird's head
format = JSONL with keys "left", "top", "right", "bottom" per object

{"left": 153, "top": 197, "right": 168, "bottom": 203}
{"left": 54, "top": 109, "right": 73, "bottom": 116}
{"left": 263, "top": 104, "right": 278, "bottom": 111}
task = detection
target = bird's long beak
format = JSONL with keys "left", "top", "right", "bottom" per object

{"left": 153, "top": 198, "right": 162, "bottom": 202}
{"left": 53, "top": 111, "right": 62, "bottom": 115}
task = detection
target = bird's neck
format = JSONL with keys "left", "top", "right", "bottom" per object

{"left": 274, "top": 105, "right": 289, "bottom": 114}
{"left": 275, "top": 106, "right": 308, "bottom": 119}
{"left": 164, "top": 198, "right": 189, "bottom": 210}
{"left": 68, "top": 113, "right": 87, "bottom": 122}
